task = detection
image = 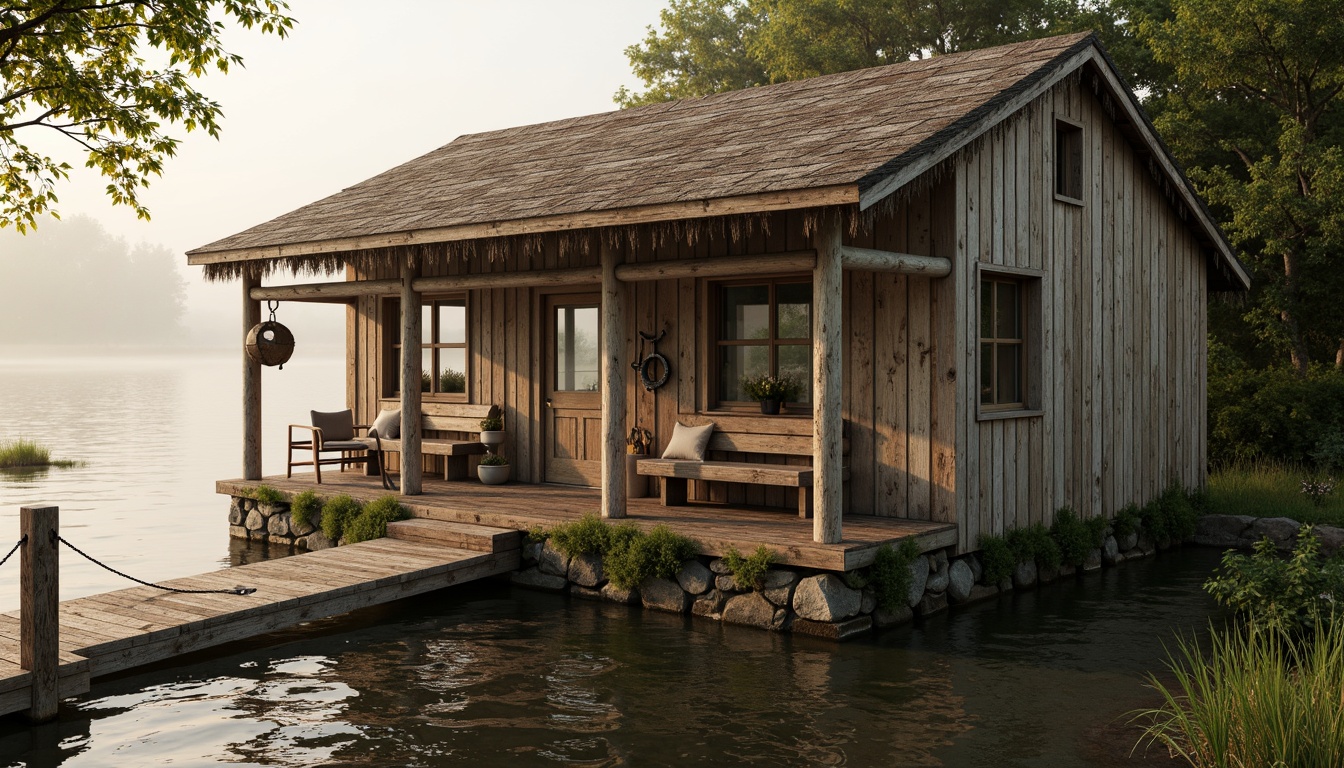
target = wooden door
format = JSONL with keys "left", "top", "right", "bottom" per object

{"left": 544, "top": 293, "right": 602, "bottom": 486}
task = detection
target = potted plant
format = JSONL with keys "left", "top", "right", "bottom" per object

{"left": 479, "top": 410, "right": 505, "bottom": 451}
{"left": 477, "top": 452, "right": 510, "bottom": 484}
{"left": 741, "top": 374, "right": 801, "bottom": 414}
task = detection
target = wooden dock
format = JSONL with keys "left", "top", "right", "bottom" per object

{"left": 0, "top": 512, "right": 519, "bottom": 720}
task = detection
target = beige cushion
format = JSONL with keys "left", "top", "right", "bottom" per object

{"left": 311, "top": 410, "right": 355, "bottom": 442}
{"left": 661, "top": 422, "right": 714, "bottom": 461}
{"left": 371, "top": 408, "right": 401, "bottom": 439}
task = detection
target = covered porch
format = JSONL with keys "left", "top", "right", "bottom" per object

{"left": 218, "top": 473, "right": 956, "bottom": 572}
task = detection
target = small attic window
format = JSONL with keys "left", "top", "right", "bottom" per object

{"left": 1055, "top": 118, "right": 1083, "bottom": 203}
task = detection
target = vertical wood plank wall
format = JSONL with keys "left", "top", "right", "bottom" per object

{"left": 953, "top": 75, "right": 1209, "bottom": 552}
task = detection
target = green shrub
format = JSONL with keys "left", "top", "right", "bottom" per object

{"left": 246, "top": 484, "right": 285, "bottom": 504}
{"left": 478, "top": 453, "right": 508, "bottom": 466}
{"left": 605, "top": 524, "right": 697, "bottom": 590}
{"left": 867, "top": 540, "right": 920, "bottom": 611}
{"left": 1208, "top": 364, "right": 1344, "bottom": 466}
{"left": 320, "top": 495, "right": 363, "bottom": 541}
{"left": 1205, "top": 524, "right": 1344, "bottom": 634}
{"left": 1133, "top": 620, "right": 1344, "bottom": 768}
{"left": 290, "top": 490, "right": 321, "bottom": 529}
{"left": 979, "top": 534, "right": 1015, "bottom": 585}
{"left": 1050, "top": 508, "right": 1103, "bottom": 567}
{"left": 345, "top": 495, "right": 410, "bottom": 544}
{"left": 1006, "top": 522, "right": 1061, "bottom": 570}
{"left": 479, "top": 414, "right": 504, "bottom": 431}
{"left": 548, "top": 513, "right": 613, "bottom": 557}
{"left": 439, "top": 369, "right": 466, "bottom": 393}
{"left": 1141, "top": 483, "right": 1200, "bottom": 543}
{"left": 722, "top": 545, "right": 777, "bottom": 591}
{"left": 1112, "top": 504, "right": 1140, "bottom": 538}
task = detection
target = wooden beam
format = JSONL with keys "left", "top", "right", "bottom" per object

{"left": 839, "top": 246, "right": 951, "bottom": 277}
{"left": 20, "top": 505, "right": 59, "bottom": 723}
{"left": 186, "top": 185, "right": 861, "bottom": 265}
{"left": 414, "top": 267, "right": 599, "bottom": 292}
{"left": 600, "top": 243, "right": 627, "bottom": 518}
{"left": 251, "top": 278, "right": 402, "bottom": 302}
{"left": 242, "top": 272, "right": 262, "bottom": 481}
{"left": 615, "top": 252, "right": 815, "bottom": 282}
{"left": 400, "top": 264, "right": 423, "bottom": 495}
{"left": 813, "top": 213, "right": 844, "bottom": 544}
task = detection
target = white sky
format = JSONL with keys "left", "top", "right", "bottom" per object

{"left": 40, "top": 0, "right": 667, "bottom": 347}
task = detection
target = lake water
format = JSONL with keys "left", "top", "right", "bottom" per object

{"left": 0, "top": 351, "right": 1222, "bottom": 766}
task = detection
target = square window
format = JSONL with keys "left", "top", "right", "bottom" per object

{"left": 714, "top": 279, "right": 812, "bottom": 406}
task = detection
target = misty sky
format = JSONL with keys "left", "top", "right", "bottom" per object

{"left": 17, "top": 0, "right": 665, "bottom": 348}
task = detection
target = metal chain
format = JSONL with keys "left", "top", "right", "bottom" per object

{"left": 56, "top": 535, "right": 256, "bottom": 595}
{"left": 0, "top": 536, "right": 26, "bottom": 569}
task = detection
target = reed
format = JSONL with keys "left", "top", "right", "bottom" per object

{"left": 1133, "top": 622, "right": 1344, "bottom": 767}
{"left": 0, "top": 438, "right": 77, "bottom": 469}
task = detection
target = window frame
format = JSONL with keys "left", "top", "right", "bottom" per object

{"left": 708, "top": 275, "right": 814, "bottom": 411}
{"left": 976, "top": 265, "right": 1045, "bottom": 421}
{"left": 1054, "top": 115, "right": 1085, "bottom": 206}
{"left": 384, "top": 293, "right": 470, "bottom": 402}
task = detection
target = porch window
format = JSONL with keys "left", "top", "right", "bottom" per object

{"left": 979, "top": 277, "right": 1024, "bottom": 408}
{"left": 388, "top": 296, "right": 468, "bottom": 399}
{"left": 714, "top": 279, "right": 812, "bottom": 405}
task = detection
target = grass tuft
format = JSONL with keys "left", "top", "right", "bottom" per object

{"left": 290, "top": 490, "right": 321, "bottom": 529}
{"left": 0, "top": 438, "right": 79, "bottom": 469}
{"left": 1208, "top": 459, "right": 1344, "bottom": 527}
{"left": 320, "top": 495, "right": 363, "bottom": 541}
{"left": 722, "top": 544, "right": 777, "bottom": 591}
{"left": 345, "top": 495, "right": 409, "bottom": 543}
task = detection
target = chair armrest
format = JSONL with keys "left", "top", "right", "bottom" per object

{"left": 353, "top": 424, "right": 371, "bottom": 434}
{"left": 288, "top": 424, "right": 323, "bottom": 448}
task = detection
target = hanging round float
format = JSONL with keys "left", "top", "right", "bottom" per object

{"left": 245, "top": 301, "right": 295, "bottom": 369}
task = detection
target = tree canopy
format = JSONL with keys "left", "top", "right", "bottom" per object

{"left": 0, "top": 0, "right": 294, "bottom": 232}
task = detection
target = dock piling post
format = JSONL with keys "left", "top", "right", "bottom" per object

{"left": 20, "top": 505, "right": 59, "bottom": 722}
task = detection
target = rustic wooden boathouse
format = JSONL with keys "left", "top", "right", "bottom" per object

{"left": 189, "top": 32, "right": 1247, "bottom": 557}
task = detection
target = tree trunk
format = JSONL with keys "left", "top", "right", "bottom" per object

{"left": 1282, "top": 251, "right": 1311, "bottom": 376}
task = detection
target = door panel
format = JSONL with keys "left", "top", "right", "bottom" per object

{"left": 545, "top": 294, "right": 602, "bottom": 486}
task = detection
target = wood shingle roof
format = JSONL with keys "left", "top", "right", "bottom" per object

{"left": 188, "top": 32, "right": 1096, "bottom": 260}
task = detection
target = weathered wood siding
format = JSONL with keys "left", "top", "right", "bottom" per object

{"left": 344, "top": 190, "right": 958, "bottom": 519}
{"left": 952, "top": 76, "right": 1209, "bottom": 552}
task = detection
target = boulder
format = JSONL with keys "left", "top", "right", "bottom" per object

{"left": 906, "top": 556, "right": 929, "bottom": 608}
{"left": 872, "top": 604, "right": 914, "bottom": 629}
{"left": 792, "top": 615, "right": 872, "bottom": 641}
{"left": 860, "top": 588, "right": 877, "bottom": 615}
{"left": 762, "top": 570, "right": 799, "bottom": 590}
{"left": 569, "top": 584, "right": 603, "bottom": 601}
{"left": 258, "top": 502, "right": 287, "bottom": 519}
{"left": 568, "top": 553, "right": 604, "bottom": 588}
{"left": 965, "top": 584, "right": 1000, "bottom": 604}
{"left": 1081, "top": 549, "right": 1102, "bottom": 573}
{"left": 1136, "top": 536, "right": 1157, "bottom": 557}
{"left": 292, "top": 536, "right": 308, "bottom": 550}
{"left": 267, "top": 513, "right": 291, "bottom": 538}
{"left": 947, "top": 559, "right": 975, "bottom": 603}
{"left": 267, "top": 534, "right": 292, "bottom": 546}
{"left": 793, "top": 574, "right": 862, "bottom": 622}
{"left": 1059, "top": 564, "right": 1077, "bottom": 578}
{"left": 1190, "top": 515, "right": 1245, "bottom": 548}
{"left": 764, "top": 581, "right": 797, "bottom": 608}
{"left": 1012, "top": 560, "right": 1038, "bottom": 589}
{"left": 228, "top": 503, "right": 244, "bottom": 526}
{"left": 640, "top": 577, "right": 690, "bottom": 613}
{"left": 927, "top": 561, "right": 950, "bottom": 593}
{"left": 1038, "top": 563, "right": 1060, "bottom": 584}
{"left": 1117, "top": 531, "right": 1140, "bottom": 551}
{"left": 715, "top": 575, "right": 745, "bottom": 594}
{"left": 967, "top": 555, "right": 983, "bottom": 584}
{"left": 304, "top": 530, "right": 335, "bottom": 551}
{"left": 932, "top": 549, "right": 949, "bottom": 571}
{"left": 229, "top": 525, "right": 249, "bottom": 540}
{"left": 722, "top": 592, "right": 783, "bottom": 630}
{"left": 244, "top": 509, "right": 266, "bottom": 532}
{"left": 289, "top": 513, "right": 315, "bottom": 537}
{"left": 1252, "top": 517, "right": 1303, "bottom": 551}
{"left": 708, "top": 558, "right": 732, "bottom": 575}
{"left": 1316, "top": 525, "right": 1344, "bottom": 558}
{"left": 692, "top": 589, "right": 727, "bottom": 619}
{"left": 675, "top": 560, "right": 713, "bottom": 595}
{"left": 917, "top": 591, "right": 948, "bottom": 616}
{"left": 601, "top": 583, "right": 640, "bottom": 605}
{"left": 1102, "top": 536, "right": 1123, "bottom": 567}
{"left": 523, "top": 540, "right": 543, "bottom": 563}
{"left": 511, "top": 568, "right": 567, "bottom": 592}
{"left": 538, "top": 542, "right": 571, "bottom": 577}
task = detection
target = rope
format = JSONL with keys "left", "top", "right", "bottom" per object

{"left": 0, "top": 536, "right": 26, "bottom": 569}
{"left": 56, "top": 535, "right": 256, "bottom": 596}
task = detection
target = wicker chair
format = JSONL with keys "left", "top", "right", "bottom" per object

{"left": 287, "top": 410, "right": 370, "bottom": 483}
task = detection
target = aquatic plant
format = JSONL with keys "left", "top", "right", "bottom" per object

{"left": 345, "top": 495, "right": 409, "bottom": 543}
{"left": 320, "top": 494, "right": 363, "bottom": 541}
{"left": 0, "top": 438, "right": 78, "bottom": 469}
{"left": 290, "top": 490, "right": 322, "bottom": 529}
{"left": 722, "top": 544, "right": 777, "bottom": 591}
{"left": 1204, "top": 524, "right": 1344, "bottom": 634}
{"left": 866, "top": 539, "right": 920, "bottom": 611}
{"left": 1133, "top": 620, "right": 1344, "bottom": 767}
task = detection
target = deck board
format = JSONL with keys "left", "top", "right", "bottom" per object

{"left": 0, "top": 535, "right": 518, "bottom": 718}
{"left": 218, "top": 472, "right": 958, "bottom": 571}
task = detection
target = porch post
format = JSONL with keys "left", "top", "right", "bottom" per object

{"left": 812, "top": 211, "right": 844, "bottom": 544}
{"left": 600, "top": 241, "right": 628, "bottom": 518}
{"left": 400, "top": 262, "right": 423, "bottom": 495}
{"left": 242, "top": 271, "right": 262, "bottom": 480}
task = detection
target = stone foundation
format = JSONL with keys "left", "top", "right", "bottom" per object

{"left": 1194, "top": 514, "right": 1343, "bottom": 556}
{"left": 228, "top": 496, "right": 336, "bottom": 551}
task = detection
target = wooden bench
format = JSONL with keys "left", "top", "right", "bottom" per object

{"left": 365, "top": 402, "right": 497, "bottom": 480}
{"left": 636, "top": 424, "right": 849, "bottom": 518}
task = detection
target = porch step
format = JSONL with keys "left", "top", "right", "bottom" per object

{"left": 386, "top": 518, "right": 521, "bottom": 553}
